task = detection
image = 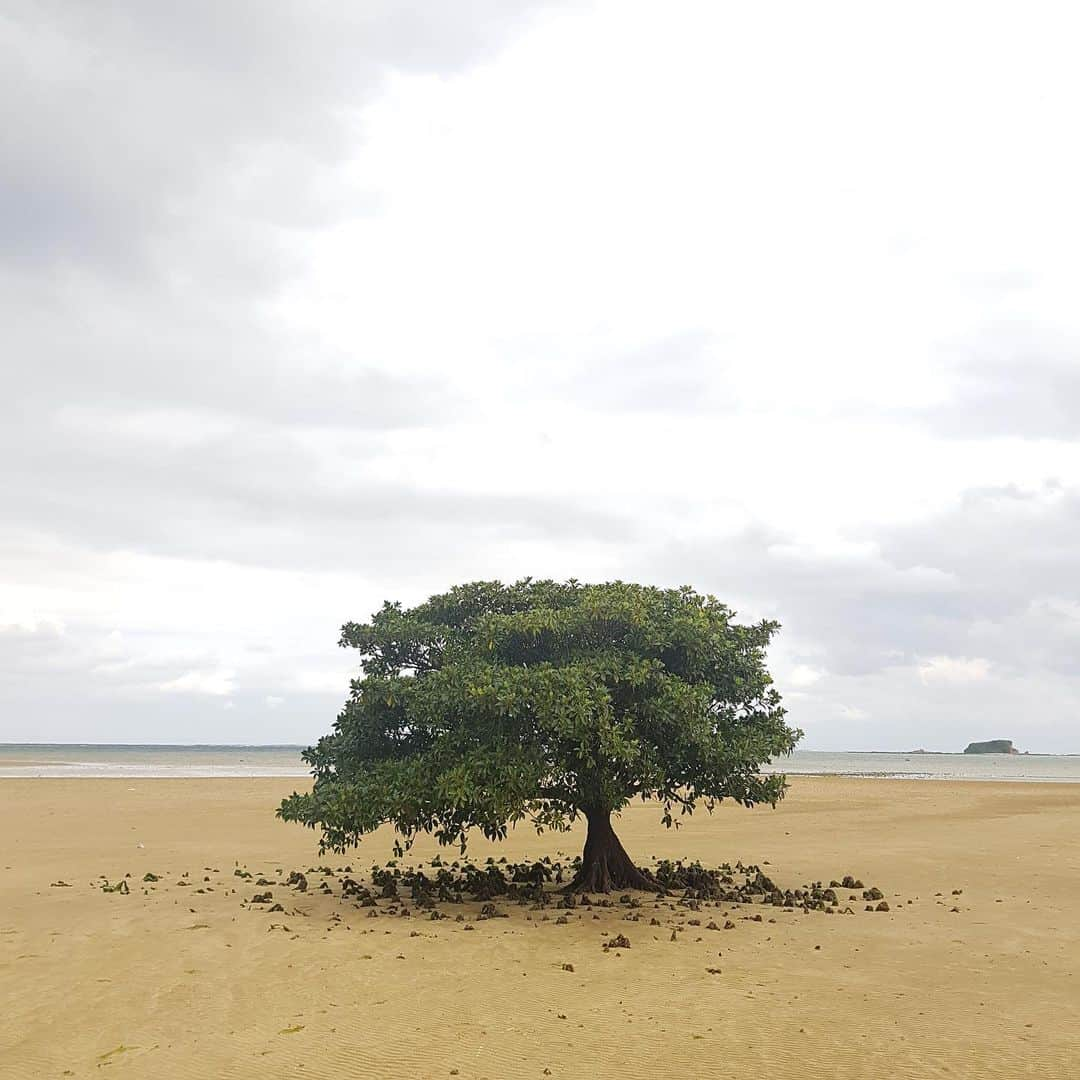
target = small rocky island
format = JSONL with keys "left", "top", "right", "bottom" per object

{"left": 963, "top": 739, "right": 1019, "bottom": 755}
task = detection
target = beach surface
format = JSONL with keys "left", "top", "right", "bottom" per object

{"left": 1, "top": 777, "right": 1077, "bottom": 1079}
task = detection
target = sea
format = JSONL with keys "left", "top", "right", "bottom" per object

{"left": 0, "top": 745, "right": 1078, "bottom": 781}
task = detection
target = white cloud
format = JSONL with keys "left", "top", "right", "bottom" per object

{"left": 918, "top": 656, "right": 992, "bottom": 686}
{"left": 838, "top": 705, "right": 869, "bottom": 722}
{"left": 288, "top": 668, "right": 355, "bottom": 695}
{"left": 788, "top": 665, "right": 826, "bottom": 688}
{"left": 158, "top": 668, "right": 237, "bottom": 697}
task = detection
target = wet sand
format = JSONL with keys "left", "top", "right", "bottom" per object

{"left": 1, "top": 777, "right": 1077, "bottom": 1079}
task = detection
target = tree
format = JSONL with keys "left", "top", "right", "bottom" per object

{"left": 278, "top": 579, "right": 800, "bottom": 893}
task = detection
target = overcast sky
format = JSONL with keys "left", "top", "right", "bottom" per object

{"left": 3, "top": 1, "right": 1079, "bottom": 751}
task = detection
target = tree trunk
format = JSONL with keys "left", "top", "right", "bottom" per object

{"left": 565, "top": 808, "right": 658, "bottom": 893}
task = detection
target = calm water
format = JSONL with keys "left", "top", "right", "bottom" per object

{"left": 0, "top": 744, "right": 309, "bottom": 778}
{"left": 0, "top": 745, "right": 1078, "bottom": 781}
{"left": 763, "top": 750, "right": 1080, "bottom": 783}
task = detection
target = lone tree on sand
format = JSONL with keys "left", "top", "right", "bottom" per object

{"left": 279, "top": 580, "right": 800, "bottom": 893}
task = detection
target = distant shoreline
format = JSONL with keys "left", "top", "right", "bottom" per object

{"left": 2, "top": 745, "right": 1079, "bottom": 782}
{"left": 0, "top": 742, "right": 308, "bottom": 750}
{"left": 1, "top": 743, "right": 1077, "bottom": 756}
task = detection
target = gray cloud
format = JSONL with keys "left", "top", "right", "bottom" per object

{"left": 1, "top": 1, "right": 562, "bottom": 273}
{"left": 635, "top": 481, "right": 1080, "bottom": 749}
{"left": 650, "top": 483, "right": 1080, "bottom": 680}
{"left": 881, "top": 483, "right": 1080, "bottom": 676}
{"left": 2, "top": 0, "right": 561, "bottom": 435}
{"left": 0, "top": 619, "right": 340, "bottom": 742}
{"left": 919, "top": 328, "right": 1080, "bottom": 440}
{"left": 647, "top": 527, "right": 973, "bottom": 677}
{"left": 2, "top": 399, "right": 636, "bottom": 573}
{"left": 1, "top": 280, "right": 463, "bottom": 429}
{"left": 2, "top": 0, "right": 589, "bottom": 573}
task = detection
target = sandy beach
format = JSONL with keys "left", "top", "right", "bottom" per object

{"left": 1, "top": 776, "right": 1077, "bottom": 1079}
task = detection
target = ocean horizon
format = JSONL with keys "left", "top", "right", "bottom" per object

{"left": 1, "top": 744, "right": 1078, "bottom": 781}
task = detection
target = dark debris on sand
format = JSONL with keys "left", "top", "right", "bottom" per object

{"left": 52, "top": 851, "right": 903, "bottom": 944}
{"left": 244, "top": 855, "right": 893, "bottom": 930}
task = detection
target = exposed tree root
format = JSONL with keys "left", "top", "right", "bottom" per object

{"left": 565, "top": 809, "right": 660, "bottom": 893}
